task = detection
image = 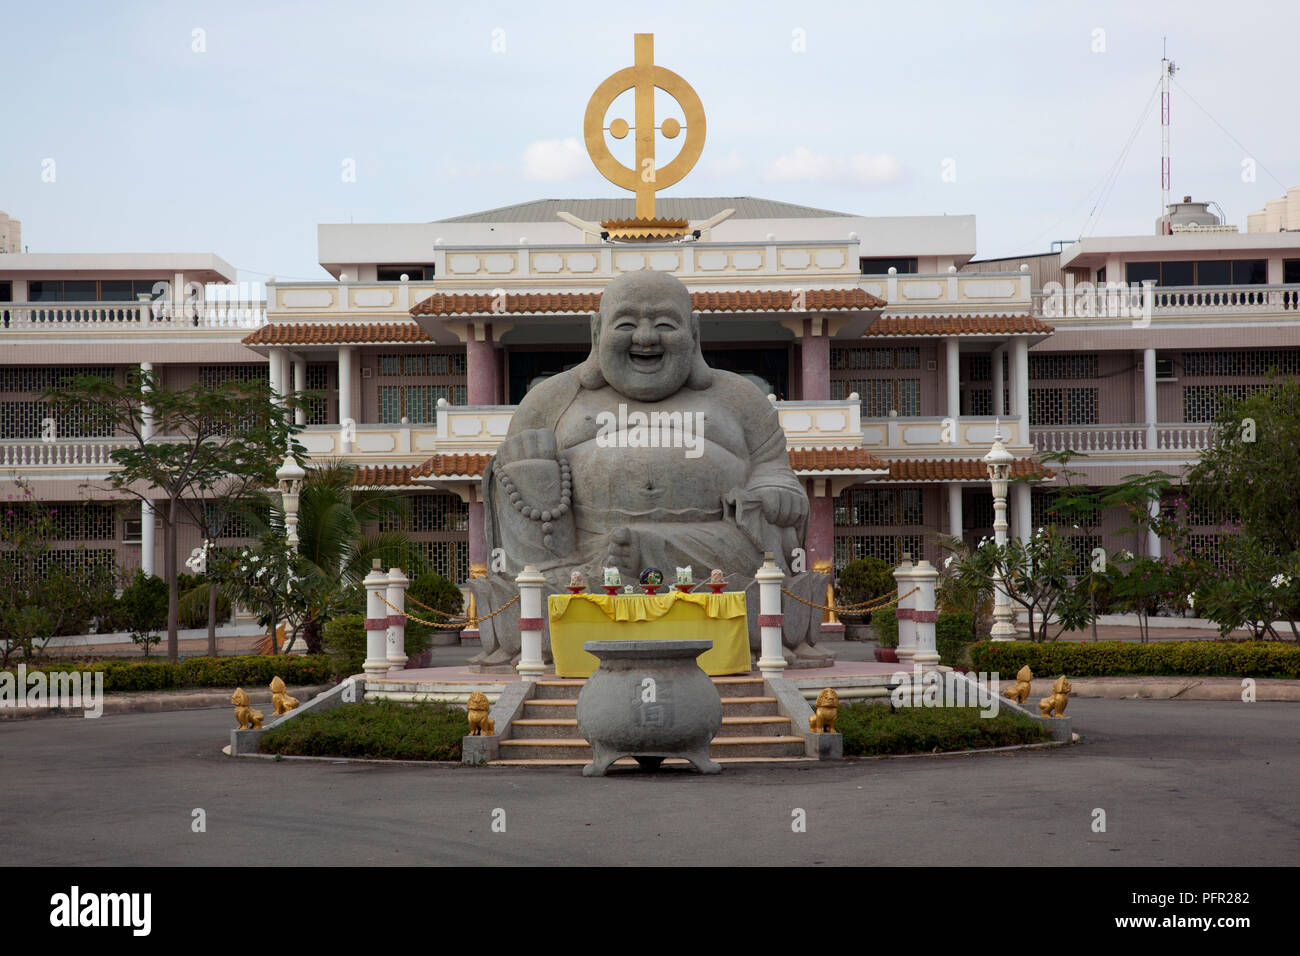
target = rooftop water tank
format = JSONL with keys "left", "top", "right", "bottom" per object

{"left": 1154, "top": 196, "right": 1222, "bottom": 234}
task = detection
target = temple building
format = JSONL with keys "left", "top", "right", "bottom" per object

{"left": 5, "top": 187, "right": 1300, "bottom": 586}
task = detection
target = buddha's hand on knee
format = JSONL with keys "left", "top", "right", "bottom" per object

{"left": 753, "top": 487, "right": 808, "bottom": 528}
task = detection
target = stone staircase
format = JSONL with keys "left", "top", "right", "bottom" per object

{"left": 493, "top": 675, "right": 811, "bottom": 766}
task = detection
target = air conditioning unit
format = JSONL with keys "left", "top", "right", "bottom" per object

{"left": 1155, "top": 357, "right": 1176, "bottom": 382}
{"left": 122, "top": 517, "right": 143, "bottom": 544}
{"left": 361, "top": 367, "right": 372, "bottom": 379}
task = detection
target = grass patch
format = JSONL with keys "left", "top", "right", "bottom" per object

{"left": 836, "top": 701, "right": 1050, "bottom": 757}
{"left": 258, "top": 700, "right": 466, "bottom": 761}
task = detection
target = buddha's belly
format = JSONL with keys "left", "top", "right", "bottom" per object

{"left": 564, "top": 438, "right": 748, "bottom": 528}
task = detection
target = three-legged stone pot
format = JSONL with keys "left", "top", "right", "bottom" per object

{"left": 576, "top": 640, "right": 723, "bottom": 776}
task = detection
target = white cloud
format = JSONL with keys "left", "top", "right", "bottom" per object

{"left": 764, "top": 147, "right": 902, "bottom": 185}
{"left": 522, "top": 138, "right": 588, "bottom": 181}
{"left": 708, "top": 149, "right": 746, "bottom": 175}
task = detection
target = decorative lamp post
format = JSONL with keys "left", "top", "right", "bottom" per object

{"left": 983, "top": 423, "right": 1018, "bottom": 642}
{"left": 276, "top": 454, "right": 306, "bottom": 550}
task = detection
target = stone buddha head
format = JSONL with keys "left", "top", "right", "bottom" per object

{"left": 577, "top": 270, "right": 712, "bottom": 402}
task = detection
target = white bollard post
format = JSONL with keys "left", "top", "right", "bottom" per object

{"left": 386, "top": 567, "right": 409, "bottom": 673}
{"left": 755, "top": 552, "right": 787, "bottom": 679}
{"left": 911, "top": 560, "right": 940, "bottom": 673}
{"left": 516, "top": 565, "right": 546, "bottom": 681}
{"left": 362, "top": 560, "right": 391, "bottom": 677}
{"left": 894, "top": 554, "right": 917, "bottom": 665}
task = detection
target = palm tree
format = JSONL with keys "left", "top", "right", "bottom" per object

{"left": 236, "top": 459, "right": 426, "bottom": 652}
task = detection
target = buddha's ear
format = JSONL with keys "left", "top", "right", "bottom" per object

{"left": 686, "top": 310, "right": 712, "bottom": 390}
{"left": 576, "top": 311, "right": 606, "bottom": 389}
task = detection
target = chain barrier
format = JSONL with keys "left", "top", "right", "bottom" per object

{"left": 779, "top": 585, "right": 920, "bottom": 615}
{"left": 379, "top": 592, "right": 520, "bottom": 629}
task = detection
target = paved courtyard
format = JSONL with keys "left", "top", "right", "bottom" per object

{"left": 1, "top": 697, "right": 1295, "bottom": 866}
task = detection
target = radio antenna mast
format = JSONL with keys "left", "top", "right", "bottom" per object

{"left": 1160, "top": 39, "right": 1178, "bottom": 235}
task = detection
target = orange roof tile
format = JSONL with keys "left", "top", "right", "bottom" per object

{"left": 787, "top": 447, "right": 889, "bottom": 472}
{"left": 242, "top": 322, "right": 431, "bottom": 346}
{"left": 352, "top": 465, "right": 419, "bottom": 487}
{"left": 415, "top": 453, "right": 493, "bottom": 478}
{"left": 864, "top": 314, "right": 1052, "bottom": 337}
{"left": 410, "top": 287, "right": 885, "bottom": 317}
{"left": 882, "top": 458, "right": 1053, "bottom": 482}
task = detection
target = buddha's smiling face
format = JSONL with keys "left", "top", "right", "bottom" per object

{"left": 597, "top": 271, "right": 697, "bottom": 402}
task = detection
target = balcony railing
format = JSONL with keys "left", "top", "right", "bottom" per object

{"left": 1033, "top": 283, "right": 1300, "bottom": 319}
{"left": 1030, "top": 424, "right": 1214, "bottom": 454}
{"left": 0, "top": 439, "right": 134, "bottom": 469}
{"left": 1, "top": 300, "right": 266, "bottom": 330}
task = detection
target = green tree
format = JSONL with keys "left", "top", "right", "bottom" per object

{"left": 240, "top": 460, "right": 426, "bottom": 653}
{"left": 42, "top": 368, "right": 303, "bottom": 662}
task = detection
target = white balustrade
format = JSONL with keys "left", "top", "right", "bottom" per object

{"left": 0, "top": 301, "right": 265, "bottom": 330}
{"left": 1030, "top": 423, "right": 1217, "bottom": 455}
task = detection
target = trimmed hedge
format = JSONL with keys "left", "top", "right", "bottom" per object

{"left": 323, "top": 613, "right": 431, "bottom": 677}
{"left": 2, "top": 655, "right": 337, "bottom": 693}
{"left": 836, "top": 701, "right": 1049, "bottom": 756}
{"left": 873, "top": 606, "right": 898, "bottom": 647}
{"left": 258, "top": 700, "right": 465, "bottom": 761}
{"left": 969, "top": 640, "right": 1300, "bottom": 679}
{"left": 936, "top": 611, "right": 974, "bottom": 668}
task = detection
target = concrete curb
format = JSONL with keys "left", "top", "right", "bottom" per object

{"left": 0, "top": 683, "right": 336, "bottom": 721}
{"left": 1024, "top": 676, "right": 1300, "bottom": 702}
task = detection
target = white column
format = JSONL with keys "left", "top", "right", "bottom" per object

{"left": 516, "top": 565, "right": 546, "bottom": 681}
{"left": 338, "top": 346, "right": 354, "bottom": 453}
{"left": 140, "top": 501, "right": 155, "bottom": 577}
{"left": 385, "top": 567, "right": 409, "bottom": 672}
{"left": 267, "top": 349, "right": 286, "bottom": 404}
{"left": 1012, "top": 481, "right": 1032, "bottom": 547}
{"left": 1012, "top": 338, "right": 1029, "bottom": 441}
{"left": 948, "top": 483, "right": 962, "bottom": 541}
{"left": 755, "top": 553, "right": 787, "bottom": 679}
{"left": 992, "top": 346, "right": 1005, "bottom": 417}
{"left": 894, "top": 556, "right": 916, "bottom": 664}
{"left": 363, "top": 562, "right": 391, "bottom": 676}
{"left": 1143, "top": 347, "right": 1157, "bottom": 452}
{"left": 911, "top": 560, "right": 940, "bottom": 673}
{"left": 139, "top": 361, "right": 155, "bottom": 577}
{"left": 293, "top": 354, "right": 307, "bottom": 427}
{"left": 1148, "top": 498, "right": 1162, "bottom": 559}
{"left": 945, "top": 337, "right": 960, "bottom": 425}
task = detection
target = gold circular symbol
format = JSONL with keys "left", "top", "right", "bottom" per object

{"left": 583, "top": 34, "right": 706, "bottom": 220}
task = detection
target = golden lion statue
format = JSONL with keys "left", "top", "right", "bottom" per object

{"left": 231, "top": 688, "right": 264, "bottom": 730}
{"left": 1004, "top": 665, "right": 1033, "bottom": 705}
{"left": 808, "top": 687, "right": 839, "bottom": 734}
{"left": 467, "top": 690, "right": 495, "bottom": 736}
{"left": 1039, "top": 675, "right": 1071, "bottom": 718}
{"left": 270, "top": 676, "right": 300, "bottom": 715}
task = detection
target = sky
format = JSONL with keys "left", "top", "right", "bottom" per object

{"left": 3, "top": 0, "right": 1298, "bottom": 283}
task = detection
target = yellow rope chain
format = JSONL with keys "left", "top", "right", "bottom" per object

{"left": 779, "top": 585, "right": 919, "bottom": 615}
{"left": 379, "top": 592, "right": 520, "bottom": 629}
{"left": 404, "top": 592, "right": 467, "bottom": 618}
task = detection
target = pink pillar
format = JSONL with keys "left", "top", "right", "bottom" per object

{"left": 801, "top": 324, "right": 830, "bottom": 400}
{"left": 805, "top": 480, "right": 834, "bottom": 567}
{"left": 466, "top": 324, "right": 499, "bottom": 405}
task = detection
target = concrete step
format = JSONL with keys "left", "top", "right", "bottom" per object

{"left": 531, "top": 679, "right": 586, "bottom": 700}
{"left": 720, "top": 696, "right": 780, "bottom": 717}
{"left": 510, "top": 717, "right": 580, "bottom": 740}
{"left": 498, "top": 733, "right": 806, "bottom": 761}
{"left": 521, "top": 696, "right": 778, "bottom": 717}
{"left": 489, "top": 756, "right": 818, "bottom": 767}
{"left": 510, "top": 715, "right": 790, "bottom": 740}
{"left": 710, "top": 677, "right": 767, "bottom": 698}
{"left": 719, "top": 715, "right": 792, "bottom": 737}
{"left": 709, "top": 735, "right": 806, "bottom": 758}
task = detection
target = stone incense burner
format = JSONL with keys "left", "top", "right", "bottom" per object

{"left": 576, "top": 640, "right": 722, "bottom": 775}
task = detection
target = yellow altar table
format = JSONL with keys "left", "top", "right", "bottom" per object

{"left": 546, "top": 591, "right": 750, "bottom": 678}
